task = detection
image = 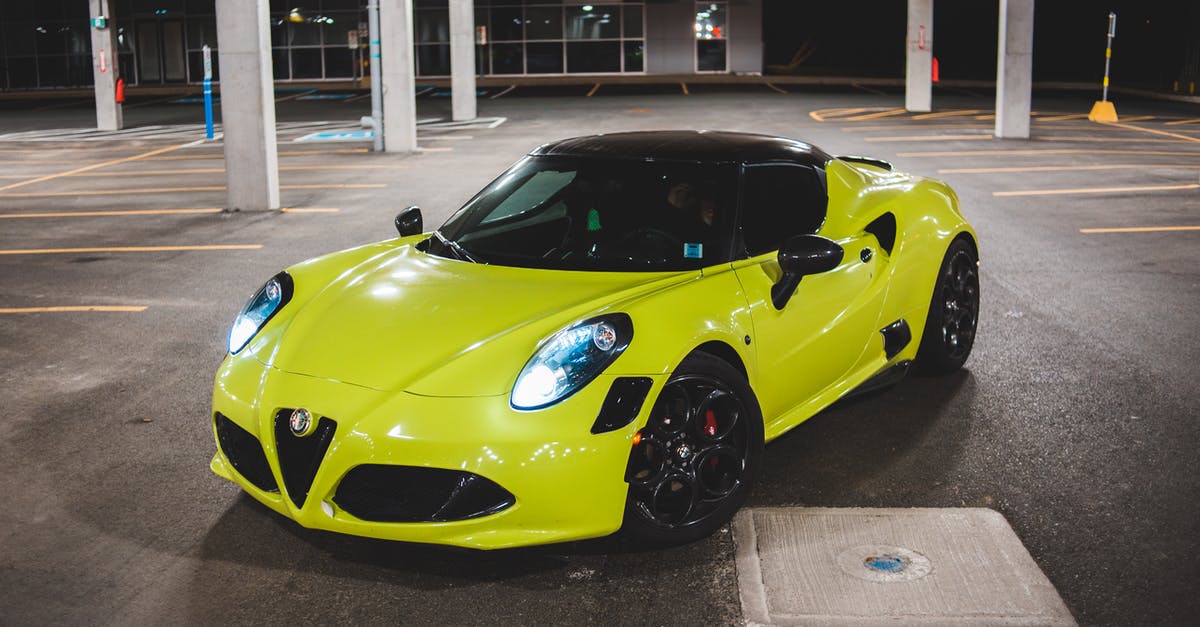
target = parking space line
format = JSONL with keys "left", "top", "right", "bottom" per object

{"left": 939, "top": 164, "right": 1200, "bottom": 174}
{"left": 809, "top": 107, "right": 876, "bottom": 122}
{"left": 765, "top": 82, "right": 788, "bottom": 94}
{"left": 911, "top": 109, "right": 985, "bottom": 120}
{"left": 586, "top": 83, "right": 601, "bottom": 97}
{"left": 281, "top": 207, "right": 340, "bottom": 213}
{"left": 0, "top": 183, "right": 385, "bottom": 198}
{"left": 680, "top": 82, "right": 689, "bottom": 95}
{"left": 1036, "top": 113, "right": 1088, "bottom": 122}
{"left": 0, "top": 305, "right": 148, "bottom": 313}
{"left": 1099, "top": 121, "right": 1200, "bottom": 144}
{"left": 1035, "top": 135, "right": 1189, "bottom": 144}
{"left": 865, "top": 134, "right": 993, "bottom": 142}
{"left": 0, "top": 142, "right": 189, "bottom": 193}
{"left": 1165, "top": 118, "right": 1200, "bottom": 126}
{"left": 898, "top": 148, "right": 1200, "bottom": 157}
{"left": 994, "top": 183, "right": 1200, "bottom": 197}
{"left": 850, "top": 83, "right": 887, "bottom": 96}
{"left": 1080, "top": 226, "right": 1200, "bottom": 234}
{"left": 0, "top": 244, "right": 263, "bottom": 255}
{"left": 843, "top": 108, "right": 908, "bottom": 122}
{"left": 0, "top": 208, "right": 224, "bottom": 219}
{"left": 1113, "top": 115, "right": 1155, "bottom": 123}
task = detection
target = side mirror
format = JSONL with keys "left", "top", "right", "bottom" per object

{"left": 395, "top": 206, "right": 423, "bottom": 237}
{"left": 771, "top": 234, "right": 844, "bottom": 310}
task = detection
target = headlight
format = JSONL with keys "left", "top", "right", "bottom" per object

{"left": 511, "top": 313, "right": 633, "bottom": 410}
{"left": 228, "top": 272, "right": 294, "bottom": 354}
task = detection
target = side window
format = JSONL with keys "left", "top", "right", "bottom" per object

{"left": 478, "top": 170, "right": 576, "bottom": 225}
{"left": 740, "top": 164, "right": 828, "bottom": 256}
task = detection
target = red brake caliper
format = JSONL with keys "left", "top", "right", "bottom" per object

{"left": 704, "top": 409, "right": 717, "bottom": 436}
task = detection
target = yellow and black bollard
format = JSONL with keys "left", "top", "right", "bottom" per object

{"left": 1088, "top": 12, "right": 1119, "bottom": 122}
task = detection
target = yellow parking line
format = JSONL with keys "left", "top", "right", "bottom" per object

{"left": 0, "top": 208, "right": 223, "bottom": 219}
{"left": 910, "top": 109, "right": 985, "bottom": 120}
{"left": 0, "top": 183, "right": 385, "bottom": 198}
{"left": 680, "top": 82, "right": 689, "bottom": 95}
{"left": 843, "top": 108, "right": 908, "bottom": 122}
{"left": 1080, "top": 226, "right": 1200, "bottom": 234}
{"left": 1165, "top": 118, "right": 1200, "bottom": 126}
{"left": 0, "top": 244, "right": 263, "bottom": 255}
{"left": 586, "top": 83, "right": 601, "bottom": 97}
{"left": 865, "top": 134, "right": 993, "bottom": 142}
{"left": 1036, "top": 113, "right": 1088, "bottom": 122}
{"left": 898, "top": 148, "right": 1200, "bottom": 157}
{"left": 0, "top": 305, "right": 148, "bottom": 313}
{"left": 973, "top": 114, "right": 996, "bottom": 120}
{"left": 55, "top": 164, "right": 407, "bottom": 177}
{"left": 1114, "top": 115, "right": 1155, "bottom": 123}
{"left": 940, "top": 164, "right": 1200, "bottom": 174}
{"left": 281, "top": 207, "right": 341, "bottom": 213}
{"left": 1035, "top": 135, "right": 1188, "bottom": 144}
{"left": 994, "top": 183, "right": 1200, "bottom": 197}
{"left": 765, "top": 82, "right": 788, "bottom": 94}
{"left": 0, "top": 142, "right": 189, "bottom": 193}
{"left": 842, "top": 124, "right": 991, "bottom": 133}
{"left": 809, "top": 107, "right": 876, "bottom": 122}
{"left": 1099, "top": 121, "right": 1200, "bottom": 144}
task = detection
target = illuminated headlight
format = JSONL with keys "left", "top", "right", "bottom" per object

{"left": 228, "top": 272, "right": 293, "bottom": 354}
{"left": 511, "top": 314, "right": 633, "bottom": 410}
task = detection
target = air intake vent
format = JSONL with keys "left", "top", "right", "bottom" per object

{"left": 333, "top": 465, "right": 515, "bottom": 523}
{"left": 214, "top": 413, "right": 278, "bottom": 493}
{"left": 273, "top": 410, "right": 337, "bottom": 509}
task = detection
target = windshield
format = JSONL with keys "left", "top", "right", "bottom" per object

{"left": 428, "top": 156, "right": 738, "bottom": 271}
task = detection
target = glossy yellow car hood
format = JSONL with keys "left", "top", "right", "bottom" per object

{"left": 266, "top": 242, "right": 696, "bottom": 396}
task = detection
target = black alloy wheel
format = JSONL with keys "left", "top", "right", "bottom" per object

{"left": 916, "top": 237, "right": 980, "bottom": 374}
{"left": 622, "top": 352, "right": 763, "bottom": 545}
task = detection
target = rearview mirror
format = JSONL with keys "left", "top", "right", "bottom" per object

{"left": 395, "top": 206, "right": 423, "bottom": 237}
{"left": 771, "top": 234, "right": 844, "bottom": 310}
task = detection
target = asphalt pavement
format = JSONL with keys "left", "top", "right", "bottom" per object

{"left": 0, "top": 85, "right": 1197, "bottom": 625}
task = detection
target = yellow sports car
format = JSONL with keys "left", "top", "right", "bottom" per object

{"left": 211, "top": 131, "right": 978, "bottom": 549}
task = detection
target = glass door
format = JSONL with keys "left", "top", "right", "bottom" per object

{"left": 134, "top": 19, "right": 187, "bottom": 84}
{"left": 695, "top": 2, "right": 727, "bottom": 72}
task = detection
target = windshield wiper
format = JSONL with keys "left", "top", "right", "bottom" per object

{"left": 433, "top": 231, "right": 481, "bottom": 264}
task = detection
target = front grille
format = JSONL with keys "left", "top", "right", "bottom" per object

{"left": 333, "top": 465, "right": 515, "bottom": 523}
{"left": 274, "top": 410, "right": 337, "bottom": 509}
{"left": 214, "top": 413, "right": 278, "bottom": 493}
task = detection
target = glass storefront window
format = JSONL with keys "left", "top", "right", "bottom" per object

{"left": 624, "top": 40, "right": 644, "bottom": 72}
{"left": 490, "top": 42, "right": 523, "bottom": 74}
{"left": 567, "top": 41, "right": 619, "bottom": 73}
{"left": 418, "top": 44, "right": 451, "bottom": 75}
{"left": 565, "top": 5, "right": 619, "bottom": 40}
{"left": 526, "top": 41, "right": 563, "bottom": 73}
{"left": 696, "top": 2, "right": 727, "bottom": 72}
{"left": 525, "top": 6, "right": 562, "bottom": 40}
{"left": 416, "top": 9, "right": 450, "bottom": 44}
{"left": 490, "top": 7, "right": 523, "bottom": 41}
{"left": 623, "top": 6, "right": 643, "bottom": 39}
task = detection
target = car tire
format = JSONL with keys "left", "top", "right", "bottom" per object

{"left": 915, "top": 237, "right": 980, "bottom": 375}
{"left": 621, "top": 352, "right": 764, "bottom": 546}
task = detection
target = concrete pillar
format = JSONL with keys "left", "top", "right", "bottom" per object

{"left": 905, "top": 0, "right": 933, "bottom": 112}
{"left": 995, "top": 0, "right": 1035, "bottom": 138}
{"left": 88, "top": 0, "right": 123, "bottom": 130}
{"left": 215, "top": 0, "right": 279, "bottom": 210}
{"left": 449, "top": 0, "right": 476, "bottom": 121}
{"left": 380, "top": 0, "right": 418, "bottom": 152}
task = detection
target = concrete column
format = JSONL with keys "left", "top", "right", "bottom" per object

{"left": 905, "top": 0, "right": 933, "bottom": 112}
{"left": 449, "top": 0, "right": 476, "bottom": 121}
{"left": 995, "top": 0, "right": 1035, "bottom": 138}
{"left": 215, "top": 0, "right": 279, "bottom": 210}
{"left": 380, "top": 0, "right": 417, "bottom": 152}
{"left": 88, "top": 0, "right": 123, "bottom": 130}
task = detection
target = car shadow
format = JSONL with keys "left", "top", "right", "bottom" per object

{"left": 750, "top": 369, "right": 977, "bottom": 506}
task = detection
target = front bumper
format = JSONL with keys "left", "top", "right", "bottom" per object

{"left": 211, "top": 354, "right": 660, "bottom": 549}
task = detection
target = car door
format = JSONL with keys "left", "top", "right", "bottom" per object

{"left": 732, "top": 163, "right": 882, "bottom": 431}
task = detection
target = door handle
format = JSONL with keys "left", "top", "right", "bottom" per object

{"left": 859, "top": 247, "right": 873, "bottom": 263}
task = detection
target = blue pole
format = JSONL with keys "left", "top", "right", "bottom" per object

{"left": 203, "top": 77, "right": 214, "bottom": 140}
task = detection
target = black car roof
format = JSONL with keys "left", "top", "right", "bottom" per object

{"left": 530, "top": 130, "right": 833, "bottom": 167}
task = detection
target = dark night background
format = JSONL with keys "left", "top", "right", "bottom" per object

{"left": 762, "top": 0, "right": 1200, "bottom": 91}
